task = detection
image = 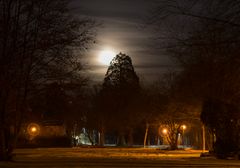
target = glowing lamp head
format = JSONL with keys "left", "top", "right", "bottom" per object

{"left": 27, "top": 123, "right": 40, "bottom": 137}
{"left": 182, "top": 125, "right": 187, "bottom": 130}
{"left": 31, "top": 126, "right": 37, "bottom": 133}
{"left": 162, "top": 128, "right": 168, "bottom": 135}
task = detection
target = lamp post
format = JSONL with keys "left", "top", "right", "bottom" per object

{"left": 162, "top": 128, "right": 168, "bottom": 145}
{"left": 202, "top": 124, "right": 206, "bottom": 153}
{"left": 181, "top": 125, "right": 187, "bottom": 148}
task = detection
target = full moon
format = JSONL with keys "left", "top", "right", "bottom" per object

{"left": 98, "top": 50, "right": 116, "bottom": 65}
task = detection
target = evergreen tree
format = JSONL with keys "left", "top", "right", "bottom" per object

{"left": 103, "top": 52, "right": 139, "bottom": 91}
{"left": 96, "top": 53, "right": 140, "bottom": 146}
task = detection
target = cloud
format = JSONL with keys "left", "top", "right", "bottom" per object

{"left": 72, "top": 0, "right": 174, "bottom": 82}
{"left": 71, "top": 0, "right": 154, "bottom": 22}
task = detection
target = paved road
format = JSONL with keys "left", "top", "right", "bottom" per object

{"left": 0, "top": 148, "right": 239, "bottom": 168}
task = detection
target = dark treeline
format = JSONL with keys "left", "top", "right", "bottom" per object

{"left": 68, "top": 53, "right": 200, "bottom": 150}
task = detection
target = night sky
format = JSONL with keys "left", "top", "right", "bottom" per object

{"left": 71, "top": 0, "right": 174, "bottom": 82}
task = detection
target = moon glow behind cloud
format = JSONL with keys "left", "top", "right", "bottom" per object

{"left": 98, "top": 49, "right": 116, "bottom": 66}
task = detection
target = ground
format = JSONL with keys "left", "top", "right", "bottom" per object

{"left": 0, "top": 147, "right": 240, "bottom": 167}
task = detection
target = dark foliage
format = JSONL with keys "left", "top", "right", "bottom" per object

{"left": 0, "top": 0, "right": 95, "bottom": 160}
{"left": 201, "top": 99, "right": 240, "bottom": 158}
{"left": 93, "top": 53, "right": 140, "bottom": 146}
{"left": 150, "top": 0, "right": 240, "bottom": 157}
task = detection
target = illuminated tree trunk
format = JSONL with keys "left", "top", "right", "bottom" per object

{"left": 202, "top": 124, "right": 206, "bottom": 152}
{"left": 143, "top": 123, "right": 149, "bottom": 148}
{"left": 167, "top": 132, "right": 178, "bottom": 150}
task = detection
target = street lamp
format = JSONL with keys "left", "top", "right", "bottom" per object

{"left": 27, "top": 123, "right": 40, "bottom": 139}
{"left": 162, "top": 128, "right": 168, "bottom": 135}
{"left": 182, "top": 125, "right": 186, "bottom": 130}
{"left": 161, "top": 128, "right": 168, "bottom": 145}
{"left": 181, "top": 125, "right": 187, "bottom": 147}
{"left": 31, "top": 126, "right": 37, "bottom": 133}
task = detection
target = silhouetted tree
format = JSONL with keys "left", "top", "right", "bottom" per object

{"left": 0, "top": 0, "right": 95, "bottom": 160}
{"left": 147, "top": 74, "right": 200, "bottom": 150}
{"left": 30, "top": 81, "right": 89, "bottom": 136}
{"left": 95, "top": 53, "right": 140, "bottom": 146}
{"left": 201, "top": 100, "right": 240, "bottom": 158}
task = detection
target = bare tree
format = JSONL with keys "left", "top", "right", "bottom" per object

{"left": 148, "top": 73, "right": 200, "bottom": 150}
{"left": 0, "top": 0, "right": 96, "bottom": 160}
{"left": 149, "top": 0, "right": 240, "bottom": 156}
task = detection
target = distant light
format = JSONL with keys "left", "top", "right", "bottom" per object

{"left": 162, "top": 128, "right": 168, "bottom": 134}
{"left": 31, "top": 127, "right": 37, "bottom": 133}
{"left": 182, "top": 125, "right": 187, "bottom": 130}
{"left": 98, "top": 50, "right": 116, "bottom": 65}
{"left": 27, "top": 123, "right": 40, "bottom": 137}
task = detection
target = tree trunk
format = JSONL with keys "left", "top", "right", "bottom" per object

{"left": 0, "top": 93, "right": 12, "bottom": 161}
{"left": 0, "top": 127, "right": 14, "bottom": 161}
{"left": 99, "top": 126, "right": 105, "bottom": 146}
{"left": 167, "top": 132, "right": 178, "bottom": 150}
{"left": 117, "top": 131, "right": 126, "bottom": 146}
{"left": 143, "top": 123, "right": 149, "bottom": 148}
{"left": 86, "top": 130, "right": 94, "bottom": 146}
{"left": 0, "top": 129, "right": 7, "bottom": 161}
{"left": 169, "top": 139, "right": 178, "bottom": 150}
{"left": 172, "top": 133, "right": 179, "bottom": 150}
{"left": 127, "top": 129, "right": 133, "bottom": 147}
{"left": 202, "top": 124, "right": 206, "bottom": 152}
